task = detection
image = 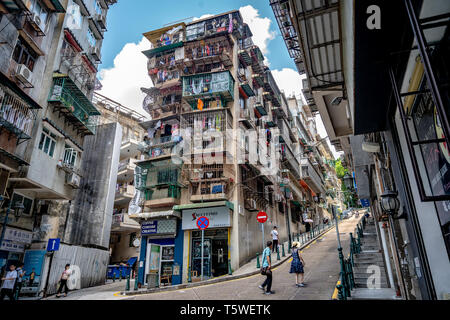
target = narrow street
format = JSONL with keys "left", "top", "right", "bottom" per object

{"left": 124, "top": 216, "right": 360, "bottom": 301}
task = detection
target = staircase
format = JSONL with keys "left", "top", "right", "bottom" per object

{"left": 349, "top": 217, "right": 398, "bottom": 300}
{"left": 352, "top": 219, "right": 389, "bottom": 289}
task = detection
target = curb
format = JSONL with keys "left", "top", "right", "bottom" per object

{"left": 121, "top": 225, "right": 336, "bottom": 296}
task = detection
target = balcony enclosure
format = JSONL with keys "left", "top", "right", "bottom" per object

{"left": 180, "top": 109, "right": 233, "bottom": 154}
{"left": 185, "top": 11, "right": 245, "bottom": 42}
{"left": 0, "top": 83, "right": 37, "bottom": 143}
{"left": 139, "top": 117, "right": 182, "bottom": 160}
{"left": 143, "top": 23, "right": 186, "bottom": 55}
{"left": 300, "top": 157, "right": 325, "bottom": 194}
{"left": 141, "top": 87, "right": 183, "bottom": 120}
{"left": 48, "top": 75, "right": 100, "bottom": 135}
{"left": 188, "top": 163, "right": 234, "bottom": 202}
{"left": 182, "top": 70, "right": 235, "bottom": 103}
{"left": 136, "top": 160, "right": 182, "bottom": 208}
{"left": 184, "top": 35, "right": 233, "bottom": 70}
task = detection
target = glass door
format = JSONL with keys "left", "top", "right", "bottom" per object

{"left": 145, "top": 244, "right": 161, "bottom": 287}
{"left": 192, "top": 238, "right": 211, "bottom": 279}
{"left": 159, "top": 245, "right": 174, "bottom": 286}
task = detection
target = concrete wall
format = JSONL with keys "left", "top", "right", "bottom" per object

{"left": 110, "top": 232, "right": 140, "bottom": 263}
{"left": 63, "top": 123, "right": 121, "bottom": 248}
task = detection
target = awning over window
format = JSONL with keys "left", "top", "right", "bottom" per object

{"left": 131, "top": 210, "right": 181, "bottom": 219}
{"left": 173, "top": 200, "right": 234, "bottom": 211}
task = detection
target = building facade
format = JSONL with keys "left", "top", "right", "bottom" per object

{"left": 271, "top": 0, "right": 450, "bottom": 300}
{"left": 0, "top": 0, "right": 116, "bottom": 296}
{"left": 130, "top": 10, "right": 331, "bottom": 288}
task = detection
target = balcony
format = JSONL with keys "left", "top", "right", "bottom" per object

{"left": 190, "top": 182, "right": 228, "bottom": 202}
{"left": 184, "top": 36, "right": 233, "bottom": 69}
{"left": 111, "top": 213, "right": 140, "bottom": 232}
{"left": 117, "top": 158, "right": 137, "bottom": 182}
{"left": 143, "top": 186, "right": 181, "bottom": 208}
{"left": 48, "top": 75, "right": 100, "bottom": 136}
{"left": 0, "top": 82, "right": 37, "bottom": 143}
{"left": 115, "top": 184, "right": 135, "bottom": 205}
{"left": 300, "top": 158, "right": 325, "bottom": 194}
{"left": 120, "top": 139, "right": 140, "bottom": 161}
{"left": 142, "top": 23, "right": 185, "bottom": 58}
{"left": 280, "top": 143, "right": 300, "bottom": 179}
{"left": 238, "top": 108, "right": 255, "bottom": 129}
{"left": 182, "top": 70, "right": 235, "bottom": 103}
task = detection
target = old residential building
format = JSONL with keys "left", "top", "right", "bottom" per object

{"left": 1, "top": 0, "right": 116, "bottom": 297}
{"left": 130, "top": 10, "right": 331, "bottom": 288}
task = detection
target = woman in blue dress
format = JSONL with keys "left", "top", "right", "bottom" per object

{"left": 290, "top": 242, "right": 306, "bottom": 287}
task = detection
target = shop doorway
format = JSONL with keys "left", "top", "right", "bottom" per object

{"left": 191, "top": 229, "right": 228, "bottom": 279}
{"left": 145, "top": 243, "right": 175, "bottom": 287}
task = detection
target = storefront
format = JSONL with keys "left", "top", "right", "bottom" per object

{"left": 136, "top": 211, "right": 184, "bottom": 288}
{"left": 0, "top": 227, "right": 33, "bottom": 272}
{"left": 181, "top": 204, "right": 232, "bottom": 280}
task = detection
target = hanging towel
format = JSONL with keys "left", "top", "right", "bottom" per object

{"left": 197, "top": 99, "right": 204, "bottom": 111}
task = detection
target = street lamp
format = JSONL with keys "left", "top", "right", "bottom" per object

{"left": 343, "top": 173, "right": 354, "bottom": 190}
{"left": 380, "top": 190, "right": 400, "bottom": 216}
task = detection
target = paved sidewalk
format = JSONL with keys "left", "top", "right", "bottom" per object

{"left": 31, "top": 222, "right": 339, "bottom": 300}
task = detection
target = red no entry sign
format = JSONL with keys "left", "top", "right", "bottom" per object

{"left": 257, "top": 211, "right": 268, "bottom": 223}
{"left": 196, "top": 216, "right": 209, "bottom": 230}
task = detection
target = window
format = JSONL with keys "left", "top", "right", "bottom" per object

{"left": 63, "top": 145, "right": 78, "bottom": 168}
{"left": 11, "top": 192, "right": 34, "bottom": 216}
{"left": 87, "top": 27, "right": 96, "bottom": 47}
{"left": 38, "top": 127, "right": 57, "bottom": 157}
{"left": 12, "top": 38, "right": 38, "bottom": 71}
{"left": 94, "top": 1, "right": 102, "bottom": 15}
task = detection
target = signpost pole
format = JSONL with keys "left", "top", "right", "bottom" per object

{"left": 261, "top": 223, "right": 265, "bottom": 252}
{"left": 201, "top": 229, "right": 204, "bottom": 281}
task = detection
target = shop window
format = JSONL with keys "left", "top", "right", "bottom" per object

{"left": 129, "top": 233, "right": 137, "bottom": 247}
{"left": 38, "top": 128, "right": 57, "bottom": 157}
{"left": 12, "top": 38, "right": 38, "bottom": 71}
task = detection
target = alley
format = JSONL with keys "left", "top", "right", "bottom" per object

{"left": 124, "top": 216, "right": 360, "bottom": 301}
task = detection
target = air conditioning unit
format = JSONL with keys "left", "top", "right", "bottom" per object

{"left": 15, "top": 64, "right": 33, "bottom": 86}
{"left": 29, "top": 13, "right": 44, "bottom": 33}
{"left": 66, "top": 172, "right": 81, "bottom": 189}
{"left": 95, "top": 14, "right": 106, "bottom": 29}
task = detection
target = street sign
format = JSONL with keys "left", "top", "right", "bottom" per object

{"left": 256, "top": 211, "right": 268, "bottom": 223}
{"left": 360, "top": 198, "right": 370, "bottom": 207}
{"left": 196, "top": 216, "right": 209, "bottom": 230}
{"left": 46, "top": 238, "right": 60, "bottom": 252}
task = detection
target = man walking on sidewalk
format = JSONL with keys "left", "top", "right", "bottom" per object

{"left": 259, "top": 241, "right": 275, "bottom": 295}
{"left": 0, "top": 264, "right": 18, "bottom": 301}
{"left": 271, "top": 226, "right": 279, "bottom": 253}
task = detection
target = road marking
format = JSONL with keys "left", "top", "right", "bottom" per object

{"left": 113, "top": 292, "right": 122, "bottom": 297}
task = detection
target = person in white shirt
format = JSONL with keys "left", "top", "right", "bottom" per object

{"left": 271, "top": 226, "right": 279, "bottom": 253}
{"left": 1, "top": 264, "right": 18, "bottom": 301}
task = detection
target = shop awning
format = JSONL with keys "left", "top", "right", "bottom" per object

{"left": 126, "top": 257, "right": 138, "bottom": 267}
{"left": 131, "top": 210, "right": 181, "bottom": 219}
{"left": 173, "top": 200, "right": 234, "bottom": 212}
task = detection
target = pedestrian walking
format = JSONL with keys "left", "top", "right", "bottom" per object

{"left": 270, "top": 226, "right": 279, "bottom": 253}
{"left": 0, "top": 264, "right": 18, "bottom": 301}
{"left": 290, "top": 242, "right": 306, "bottom": 287}
{"left": 14, "top": 263, "right": 25, "bottom": 299}
{"left": 258, "top": 241, "right": 275, "bottom": 295}
{"left": 56, "top": 264, "right": 71, "bottom": 298}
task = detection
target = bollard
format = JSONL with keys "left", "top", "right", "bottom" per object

{"left": 119, "top": 269, "right": 122, "bottom": 281}
{"left": 282, "top": 242, "right": 285, "bottom": 257}
{"left": 125, "top": 275, "right": 130, "bottom": 291}
{"left": 337, "top": 284, "right": 345, "bottom": 300}
{"left": 256, "top": 253, "right": 260, "bottom": 269}
{"left": 113, "top": 273, "right": 116, "bottom": 283}
{"left": 228, "top": 259, "right": 232, "bottom": 275}
{"left": 134, "top": 276, "right": 139, "bottom": 291}
{"left": 277, "top": 248, "right": 281, "bottom": 261}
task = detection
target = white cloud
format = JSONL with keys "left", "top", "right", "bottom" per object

{"left": 193, "top": 14, "right": 214, "bottom": 21}
{"left": 98, "top": 37, "right": 151, "bottom": 117}
{"left": 239, "top": 5, "right": 275, "bottom": 57}
{"left": 271, "top": 68, "right": 306, "bottom": 99}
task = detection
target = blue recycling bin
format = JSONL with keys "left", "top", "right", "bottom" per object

{"left": 107, "top": 257, "right": 137, "bottom": 279}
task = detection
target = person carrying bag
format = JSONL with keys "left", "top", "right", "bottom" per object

{"left": 258, "top": 241, "right": 275, "bottom": 295}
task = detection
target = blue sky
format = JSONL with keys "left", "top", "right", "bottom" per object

{"left": 99, "top": 0, "right": 295, "bottom": 72}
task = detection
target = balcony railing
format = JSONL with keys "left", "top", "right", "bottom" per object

{"left": 0, "top": 84, "right": 36, "bottom": 140}
{"left": 48, "top": 76, "right": 100, "bottom": 135}
{"left": 143, "top": 186, "right": 181, "bottom": 208}
{"left": 182, "top": 71, "right": 235, "bottom": 103}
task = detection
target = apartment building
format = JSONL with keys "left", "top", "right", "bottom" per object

{"left": 0, "top": 0, "right": 116, "bottom": 296}
{"left": 129, "top": 10, "right": 330, "bottom": 288}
